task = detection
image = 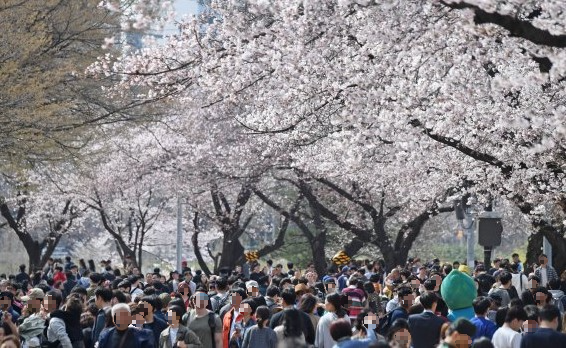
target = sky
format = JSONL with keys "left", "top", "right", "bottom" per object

{"left": 162, "top": 0, "right": 200, "bottom": 36}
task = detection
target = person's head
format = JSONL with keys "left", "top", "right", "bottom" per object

{"left": 471, "top": 337, "right": 495, "bottom": 348}
{"left": 397, "top": 287, "right": 414, "bottom": 309}
{"left": 280, "top": 288, "right": 297, "bottom": 307}
{"left": 512, "top": 253, "right": 520, "bottom": 262}
{"left": 216, "top": 277, "right": 228, "bottom": 292}
{"left": 429, "top": 273, "right": 442, "bottom": 291}
{"left": 245, "top": 280, "right": 259, "bottom": 297}
{"left": 230, "top": 288, "right": 247, "bottom": 308}
{"left": 498, "top": 271, "right": 512, "bottom": 286}
{"left": 419, "top": 291, "right": 438, "bottom": 311}
{"left": 281, "top": 309, "right": 302, "bottom": 338}
{"left": 111, "top": 303, "right": 131, "bottom": 331}
{"left": 472, "top": 296, "right": 491, "bottom": 316}
{"left": 94, "top": 287, "right": 113, "bottom": 308}
{"left": 527, "top": 275, "right": 540, "bottom": 291}
{"left": 239, "top": 298, "right": 257, "bottom": 319}
{"left": 167, "top": 305, "right": 184, "bottom": 326}
{"left": 299, "top": 293, "right": 318, "bottom": 314}
{"left": 255, "top": 306, "right": 270, "bottom": 328}
{"left": 538, "top": 254, "right": 548, "bottom": 266}
{"left": 329, "top": 319, "right": 352, "bottom": 341}
{"left": 387, "top": 318, "right": 411, "bottom": 346}
{"left": 0, "top": 335, "right": 21, "bottom": 348}
{"left": 139, "top": 295, "right": 160, "bottom": 317}
{"left": 504, "top": 306, "right": 527, "bottom": 331}
{"left": 129, "top": 302, "right": 148, "bottom": 327}
{"left": 266, "top": 285, "right": 280, "bottom": 300}
{"left": 22, "top": 288, "right": 44, "bottom": 313}
{"left": 534, "top": 287, "right": 552, "bottom": 307}
{"left": 522, "top": 305, "right": 539, "bottom": 333}
{"left": 539, "top": 304, "right": 561, "bottom": 329}
{"left": 444, "top": 318, "right": 476, "bottom": 348}
{"left": 45, "top": 290, "right": 62, "bottom": 313}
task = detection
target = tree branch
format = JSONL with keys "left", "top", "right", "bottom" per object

{"left": 440, "top": 0, "right": 566, "bottom": 47}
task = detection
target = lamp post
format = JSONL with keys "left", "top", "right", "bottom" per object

{"left": 455, "top": 195, "right": 479, "bottom": 269}
{"left": 176, "top": 195, "right": 183, "bottom": 272}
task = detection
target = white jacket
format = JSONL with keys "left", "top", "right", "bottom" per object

{"left": 47, "top": 317, "right": 73, "bottom": 348}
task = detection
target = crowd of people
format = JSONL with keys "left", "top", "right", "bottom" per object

{"left": 0, "top": 253, "right": 566, "bottom": 348}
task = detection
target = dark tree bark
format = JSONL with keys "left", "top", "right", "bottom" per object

{"left": 84, "top": 188, "right": 164, "bottom": 271}
{"left": 439, "top": 1, "right": 566, "bottom": 48}
{"left": 254, "top": 187, "right": 365, "bottom": 276}
{"left": 0, "top": 197, "right": 76, "bottom": 272}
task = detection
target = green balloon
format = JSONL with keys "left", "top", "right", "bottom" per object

{"left": 441, "top": 270, "right": 476, "bottom": 310}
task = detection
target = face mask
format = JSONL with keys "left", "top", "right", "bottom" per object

{"left": 367, "top": 324, "right": 376, "bottom": 331}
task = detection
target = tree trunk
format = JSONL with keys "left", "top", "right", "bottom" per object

{"left": 218, "top": 228, "right": 246, "bottom": 270}
{"left": 309, "top": 233, "right": 328, "bottom": 276}
{"left": 526, "top": 230, "right": 543, "bottom": 272}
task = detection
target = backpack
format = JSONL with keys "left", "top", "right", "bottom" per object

{"left": 551, "top": 293, "right": 565, "bottom": 313}
{"left": 212, "top": 292, "right": 230, "bottom": 314}
{"left": 376, "top": 309, "right": 395, "bottom": 336}
{"left": 208, "top": 312, "right": 217, "bottom": 348}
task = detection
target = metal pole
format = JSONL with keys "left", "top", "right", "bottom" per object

{"left": 176, "top": 195, "right": 183, "bottom": 272}
{"left": 543, "top": 236, "right": 553, "bottom": 267}
{"left": 466, "top": 211, "right": 475, "bottom": 269}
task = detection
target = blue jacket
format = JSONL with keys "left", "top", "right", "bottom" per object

{"left": 470, "top": 316, "right": 497, "bottom": 341}
{"left": 333, "top": 337, "right": 371, "bottom": 348}
{"left": 97, "top": 327, "right": 155, "bottom": 348}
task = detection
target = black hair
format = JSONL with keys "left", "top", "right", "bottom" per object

{"left": 280, "top": 288, "right": 297, "bottom": 307}
{"left": 524, "top": 305, "right": 539, "bottom": 321}
{"left": 495, "top": 307, "right": 508, "bottom": 328}
{"left": 46, "top": 290, "right": 63, "bottom": 309}
{"left": 539, "top": 304, "right": 561, "bottom": 322}
{"left": 423, "top": 279, "right": 435, "bottom": 291}
{"left": 282, "top": 309, "right": 303, "bottom": 338}
{"left": 169, "top": 298, "right": 185, "bottom": 309}
{"left": 498, "top": 271, "right": 512, "bottom": 285}
{"left": 505, "top": 306, "right": 527, "bottom": 323}
{"left": 397, "top": 287, "right": 413, "bottom": 299}
{"left": 266, "top": 285, "right": 280, "bottom": 298}
{"left": 255, "top": 306, "right": 270, "bottom": 328}
{"left": 94, "top": 287, "right": 113, "bottom": 302}
{"left": 168, "top": 305, "right": 185, "bottom": 321}
{"left": 419, "top": 291, "right": 438, "bottom": 310}
{"left": 140, "top": 295, "right": 160, "bottom": 312}
{"left": 90, "top": 273, "right": 103, "bottom": 285}
{"left": 471, "top": 337, "right": 495, "bottom": 348}
{"left": 240, "top": 298, "right": 258, "bottom": 315}
{"left": 509, "top": 298, "right": 523, "bottom": 308}
{"left": 230, "top": 288, "right": 248, "bottom": 301}
{"left": 472, "top": 297, "right": 491, "bottom": 315}
{"left": 326, "top": 292, "right": 347, "bottom": 318}
{"left": 112, "top": 290, "right": 127, "bottom": 304}
{"left": 387, "top": 318, "right": 410, "bottom": 341}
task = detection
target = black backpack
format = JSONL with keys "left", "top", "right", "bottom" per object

{"left": 376, "top": 309, "right": 395, "bottom": 336}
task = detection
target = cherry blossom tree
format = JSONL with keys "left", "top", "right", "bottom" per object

{"left": 92, "top": 0, "right": 566, "bottom": 270}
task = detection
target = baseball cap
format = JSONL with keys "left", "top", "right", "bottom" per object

{"left": 0, "top": 291, "right": 13, "bottom": 300}
{"left": 342, "top": 266, "right": 350, "bottom": 273}
{"left": 450, "top": 318, "right": 476, "bottom": 337}
{"left": 245, "top": 280, "right": 259, "bottom": 289}
{"left": 21, "top": 288, "right": 45, "bottom": 302}
{"left": 322, "top": 276, "right": 336, "bottom": 284}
